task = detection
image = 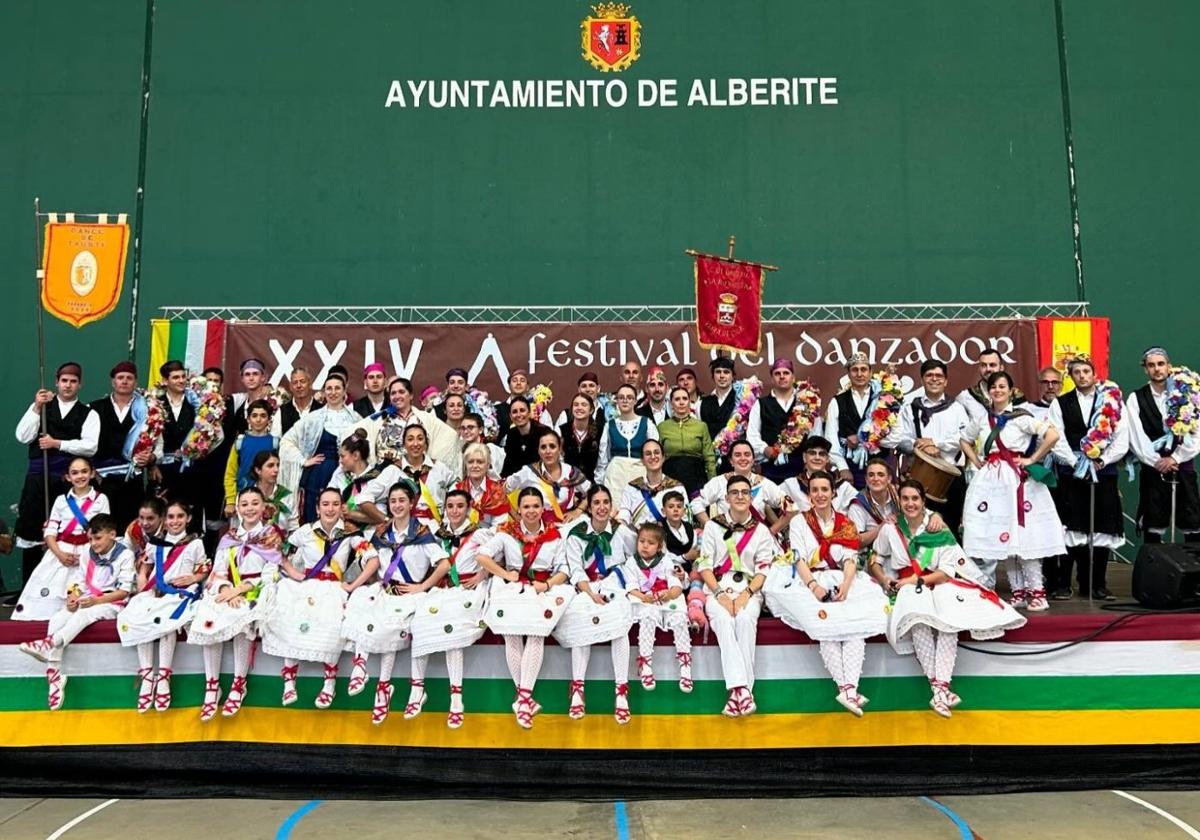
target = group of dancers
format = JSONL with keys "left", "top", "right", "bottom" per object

{"left": 11, "top": 344, "right": 1197, "bottom": 726}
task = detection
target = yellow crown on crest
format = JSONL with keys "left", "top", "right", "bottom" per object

{"left": 592, "top": 2, "right": 631, "bottom": 18}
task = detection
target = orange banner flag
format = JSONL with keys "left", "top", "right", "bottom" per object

{"left": 41, "top": 218, "right": 130, "bottom": 328}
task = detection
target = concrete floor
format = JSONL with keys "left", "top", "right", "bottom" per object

{"left": 4, "top": 790, "right": 1200, "bottom": 840}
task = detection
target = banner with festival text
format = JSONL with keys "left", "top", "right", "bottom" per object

{"left": 220, "top": 318, "right": 1040, "bottom": 404}
{"left": 694, "top": 254, "right": 764, "bottom": 353}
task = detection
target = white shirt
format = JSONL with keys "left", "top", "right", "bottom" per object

{"left": 372, "top": 519, "right": 448, "bottom": 584}
{"left": 1126, "top": 385, "right": 1200, "bottom": 467}
{"left": 68, "top": 542, "right": 136, "bottom": 594}
{"left": 595, "top": 415, "right": 659, "bottom": 481}
{"left": 481, "top": 524, "right": 566, "bottom": 575}
{"left": 286, "top": 520, "right": 375, "bottom": 577}
{"left": 15, "top": 398, "right": 100, "bottom": 456}
{"left": 780, "top": 475, "right": 857, "bottom": 515}
{"left": 826, "top": 387, "right": 872, "bottom": 471}
{"left": 746, "top": 391, "right": 826, "bottom": 459}
{"left": 45, "top": 488, "right": 110, "bottom": 541}
{"left": 691, "top": 473, "right": 785, "bottom": 520}
{"left": 436, "top": 523, "right": 493, "bottom": 578}
{"left": 561, "top": 520, "right": 636, "bottom": 589}
{"left": 883, "top": 395, "right": 969, "bottom": 464}
{"left": 696, "top": 517, "right": 776, "bottom": 576}
{"left": 789, "top": 509, "right": 859, "bottom": 570}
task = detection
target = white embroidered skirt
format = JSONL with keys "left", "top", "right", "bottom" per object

{"left": 260, "top": 578, "right": 348, "bottom": 662}
{"left": 887, "top": 581, "right": 1027, "bottom": 654}
{"left": 552, "top": 575, "right": 634, "bottom": 648}
{"left": 764, "top": 565, "right": 889, "bottom": 642}
{"left": 341, "top": 583, "right": 425, "bottom": 654}
{"left": 117, "top": 589, "right": 199, "bottom": 646}
{"left": 411, "top": 583, "right": 489, "bottom": 658}
{"left": 13, "top": 549, "right": 77, "bottom": 620}
{"left": 484, "top": 578, "right": 574, "bottom": 637}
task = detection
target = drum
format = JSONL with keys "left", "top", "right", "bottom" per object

{"left": 907, "top": 448, "right": 961, "bottom": 503}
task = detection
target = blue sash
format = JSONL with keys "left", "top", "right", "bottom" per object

{"left": 65, "top": 495, "right": 91, "bottom": 534}
{"left": 639, "top": 488, "right": 665, "bottom": 525}
{"left": 154, "top": 542, "right": 201, "bottom": 620}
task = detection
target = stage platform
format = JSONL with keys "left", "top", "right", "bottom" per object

{"left": 2, "top": 559, "right": 1198, "bottom": 799}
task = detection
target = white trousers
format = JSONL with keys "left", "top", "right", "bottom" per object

{"left": 47, "top": 603, "right": 121, "bottom": 663}
{"left": 704, "top": 595, "right": 761, "bottom": 690}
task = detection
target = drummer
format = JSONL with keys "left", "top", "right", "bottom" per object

{"left": 885, "top": 360, "right": 969, "bottom": 535}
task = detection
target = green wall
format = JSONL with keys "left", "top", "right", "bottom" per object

{"left": 1, "top": 1, "right": 1197, "bottom": 584}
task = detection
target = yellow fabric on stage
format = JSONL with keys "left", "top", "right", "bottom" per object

{"left": 148, "top": 319, "right": 172, "bottom": 388}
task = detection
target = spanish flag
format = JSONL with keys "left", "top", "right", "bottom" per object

{"left": 147, "top": 319, "right": 226, "bottom": 387}
{"left": 1037, "top": 317, "right": 1110, "bottom": 392}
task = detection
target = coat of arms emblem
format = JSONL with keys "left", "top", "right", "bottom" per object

{"left": 581, "top": 3, "right": 641, "bottom": 73}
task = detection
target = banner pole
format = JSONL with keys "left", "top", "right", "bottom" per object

{"left": 126, "top": 0, "right": 157, "bottom": 363}
{"left": 33, "top": 197, "right": 50, "bottom": 522}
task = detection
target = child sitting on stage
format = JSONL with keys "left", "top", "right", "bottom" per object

{"left": 19, "top": 514, "right": 134, "bottom": 710}
{"left": 14, "top": 457, "right": 110, "bottom": 620}
{"left": 629, "top": 522, "right": 693, "bottom": 693}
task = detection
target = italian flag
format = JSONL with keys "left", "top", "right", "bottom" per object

{"left": 147, "top": 318, "right": 226, "bottom": 387}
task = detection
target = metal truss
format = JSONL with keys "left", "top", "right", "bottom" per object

{"left": 158, "top": 301, "right": 1088, "bottom": 324}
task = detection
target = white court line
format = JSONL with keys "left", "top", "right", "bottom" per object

{"left": 1113, "top": 790, "right": 1200, "bottom": 839}
{"left": 45, "top": 799, "right": 119, "bottom": 840}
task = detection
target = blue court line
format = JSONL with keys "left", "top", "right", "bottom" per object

{"left": 614, "top": 800, "right": 630, "bottom": 840}
{"left": 920, "top": 796, "right": 975, "bottom": 840}
{"left": 276, "top": 800, "right": 324, "bottom": 840}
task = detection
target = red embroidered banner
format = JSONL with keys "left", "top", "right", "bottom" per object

{"left": 694, "top": 255, "right": 764, "bottom": 353}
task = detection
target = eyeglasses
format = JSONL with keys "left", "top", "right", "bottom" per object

{"left": 1039, "top": 380, "right": 1062, "bottom": 387}
{"left": 727, "top": 489, "right": 752, "bottom": 498}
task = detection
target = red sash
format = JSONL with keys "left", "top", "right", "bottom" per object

{"left": 59, "top": 495, "right": 95, "bottom": 537}
{"left": 500, "top": 521, "right": 561, "bottom": 582}
{"left": 459, "top": 478, "right": 510, "bottom": 518}
{"left": 804, "top": 510, "right": 860, "bottom": 570}
{"left": 140, "top": 539, "right": 193, "bottom": 593}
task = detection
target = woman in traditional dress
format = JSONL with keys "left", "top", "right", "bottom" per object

{"left": 342, "top": 480, "right": 448, "bottom": 724}
{"left": 352, "top": 425, "right": 456, "bottom": 527}
{"left": 847, "top": 457, "right": 900, "bottom": 545}
{"left": 628, "top": 522, "right": 693, "bottom": 693}
{"left": 410, "top": 489, "right": 494, "bottom": 728}
{"left": 326, "top": 429, "right": 378, "bottom": 520}
{"left": 960, "top": 371, "right": 1065, "bottom": 605}
{"left": 505, "top": 428, "right": 590, "bottom": 526}
{"left": 476, "top": 487, "right": 574, "bottom": 729}
{"left": 658, "top": 386, "right": 717, "bottom": 496}
{"left": 455, "top": 442, "right": 510, "bottom": 527}
{"left": 595, "top": 384, "right": 659, "bottom": 505}
{"left": 560, "top": 393, "right": 602, "bottom": 482}
{"left": 15, "top": 457, "right": 110, "bottom": 620}
{"left": 615, "top": 439, "right": 685, "bottom": 550}
{"left": 501, "top": 397, "right": 550, "bottom": 478}
{"left": 247, "top": 449, "right": 297, "bottom": 533}
{"left": 870, "top": 479, "right": 1026, "bottom": 716}
{"left": 279, "top": 372, "right": 361, "bottom": 523}
{"left": 691, "top": 440, "right": 785, "bottom": 528}
{"left": 262, "top": 487, "right": 377, "bottom": 709}
{"left": 188, "top": 487, "right": 283, "bottom": 720}
{"left": 765, "top": 471, "right": 888, "bottom": 716}
{"left": 118, "top": 500, "right": 209, "bottom": 712}
{"left": 554, "top": 485, "right": 637, "bottom": 723}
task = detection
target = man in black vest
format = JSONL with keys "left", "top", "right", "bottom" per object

{"left": 353, "top": 362, "right": 389, "bottom": 418}
{"left": 747, "top": 358, "right": 816, "bottom": 484}
{"left": 699, "top": 356, "right": 738, "bottom": 471}
{"left": 1126, "top": 347, "right": 1200, "bottom": 544}
{"left": 13, "top": 362, "right": 99, "bottom": 582}
{"left": 1048, "top": 354, "right": 1130, "bottom": 600}
{"left": 827, "top": 352, "right": 879, "bottom": 489}
{"left": 280, "top": 365, "right": 320, "bottom": 434}
{"left": 153, "top": 359, "right": 198, "bottom": 514}
{"left": 90, "top": 361, "right": 147, "bottom": 530}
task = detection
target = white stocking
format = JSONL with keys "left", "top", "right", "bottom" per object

{"left": 446, "top": 648, "right": 464, "bottom": 687}
{"left": 137, "top": 642, "right": 154, "bottom": 671}
{"left": 818, "top": 640, "right": 846, "bottom": 686}
{"left": 841, "top": 638, "right": 866, "bottom": 692}
{"left": 934, "top": 630, "right": 958, "bottom": 684}
{"left": 519, "top": 636, "right": 545, "bottom": 690}
{"left": 611, "top": 634, "right": 630, "bottom": 684}
{"left": 1020, "top": 558, "right": 1044, "bottom": 593}
{"left": 910, "top": 625, "right": 937, "bottom": 681}
{"left": 202, "top": 643, "right": 222, "bottom": 680}
{"left": 503, "top": 636, "right": 524, "bottom": 687}
{"left": 378, "top": 651, "right": 397, "bottom": 683}
{"left": 231, "top": 634, "right": 251, "bottom": 678}
{"left": 158, "top": 633, "right": 178, "bottom": 670}
{"left": 1005, "top": 558, "right": 1025, "bottom": 593}
{"left": 571, "top": 646, "right": 591, "bottom": 682}
{"left": 411, "top": 653, "right": 429, "bottom": 682}
{"left": 637, "top": 619, "right": 656, "bottom": 660}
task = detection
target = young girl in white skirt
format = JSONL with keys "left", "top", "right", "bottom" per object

{"left": 262, "top": 487, "right": 377, "bottom": 709}
{"left": 628, "top": 522, "right": 692, "bottom": 693}
{"left": 15, "top": 457, "right": 110, "bottom": 620}
{"left": 765, "top": 470, "right": 889, "bottom": 716}
{"left": 342, "top": 479, "right": 448, "bottom": 724}
{"left": 476, "top": 487, "right": 574, "bottom": 729}
{"left": 409, "top": 489, "right": 494, "bottom": 728}
{"left": 187, "top": 487, "right": 283, "bottom": 720}
{"left": 870, "top": 478, "right": 1027, "bottom": 716}
{"left": 554, "top": 485, "right": 637, "bottom": 724}
{"left": 118, "top": 500, "right": 209, "bottom": 712}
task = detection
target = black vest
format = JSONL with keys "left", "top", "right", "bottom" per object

{"left": 89, "top": 397, "right": 134, "bottom": 466}
{"left": 1134, "top": 384, "right": 1181, "bottom": 458}
{"left": 29, "top": 400, "right": 91, "bottom": 463}
{"left": 161, "top": 396, "right": 196, "bottom": 453}
{"left": 353, "top": 395, "right": 385, "bottom": 418}
{"left": 559, "top": 421, "right": 600, "bottom": 481}
{"left": 834, "top": 390, "right": 865, "bottom": 440}
{"left": 699, "top": 391, "right": 736, "bottom": 440}
{"left": 758, "top": 394, "right": 793, "bottom": 445}
{"left": 1058, "top": 391, "right": 1116, "bottom": 475}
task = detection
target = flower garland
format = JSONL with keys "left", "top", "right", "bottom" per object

{"left": 465, "top": 386, "right": 500, "bottom": 441}
{"left": 531, "top": 383, "right": 554, "bottom": 427}
{"left": 776, "top": 380, "right": 822, "bottom": 457}
{"left": 850, "top": 371, "right": 905, "bottom": 467}
{"left": 129, "top": 391, "right": 164, "bottom": 462}
{"left": 595, "top": 392, "right": 617, "bottom": 422}
{"left": 1073, "top": 380, "right": 1123, "bottom": 480}
{"left": 258, "top": 384, "right": 291, "bottom": 415}
{"left": 713, "top": 377, "right": 762, "bottom": 457}
{"left": 1160, "top": 366, "right": 1200, "bottom": 445}
{"left": 180, "top": 376, "right": 227, "bottom": 467}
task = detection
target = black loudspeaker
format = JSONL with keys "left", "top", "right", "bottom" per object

{"left": 1133, "top": 543, "right": 1200, "bottom": 608}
